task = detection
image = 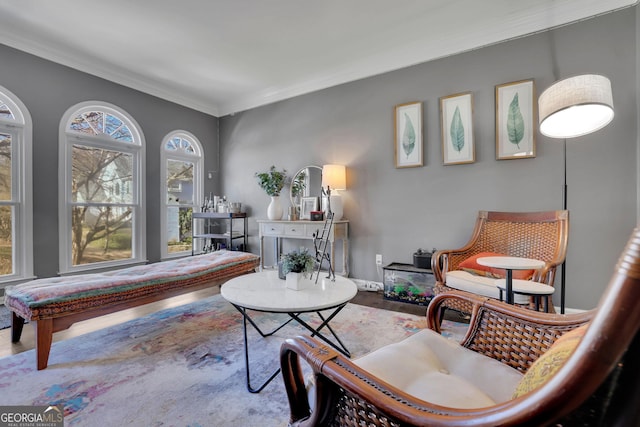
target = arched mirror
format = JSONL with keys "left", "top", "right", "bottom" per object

{"left": 290, "top": 165, "right": 323, "bottom": 213}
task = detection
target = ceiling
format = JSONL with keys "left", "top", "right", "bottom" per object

{"left": 0, "top": 0, "right": 635, "bottom": 117}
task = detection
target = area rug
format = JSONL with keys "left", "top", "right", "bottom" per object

{"left": 0, "top": 304, "right": 10, "bottom": 330}
{"left": 0, "top": 295, "right": 467, "bottom": 427}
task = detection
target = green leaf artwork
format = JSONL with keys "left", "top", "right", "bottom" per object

{"left": 507, "top": 93, "right": 525, "bottom": 149}
{"left": 450, "top": 106, "right": 465, "bottom": 152}
{"left": 401, "top": 113, "right": 416, "bottom": 158}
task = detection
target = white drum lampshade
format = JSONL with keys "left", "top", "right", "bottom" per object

{"left": 538, "top": 74, "right": 614, "bottom": 139}
{"left": 322, "top": 164, "right": 346, "bottom": 220}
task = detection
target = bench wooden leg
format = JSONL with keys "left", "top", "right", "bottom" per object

{"left": 11, "top": 312, "right": 25, "bottom": 343}
{"left": 35, "top": 319, "right": 53, "bottom": 370}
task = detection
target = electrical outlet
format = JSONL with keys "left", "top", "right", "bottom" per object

{"left": 375, "top": 254, "right": 383, "bottom": 266}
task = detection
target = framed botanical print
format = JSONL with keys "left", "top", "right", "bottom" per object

{"left": 495, "top": 79, "right": 536, "bottom": 160}
{"left": 440, "top": 92, "right": 475, "bottom": 165}
{"left": 394, "top": 101, "right": 423, "bottom": 168}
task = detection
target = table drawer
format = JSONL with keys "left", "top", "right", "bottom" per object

{"left": 284, "top": 224, "right": 305, "bottom": 237}
{"left": 262, "top": 223, "right": 284, "bottom": 236}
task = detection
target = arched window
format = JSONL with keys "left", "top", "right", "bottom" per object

{"left": 59, "top": 102, "right": 146, "bottom": 273}
{"left": 0, "top": 86, "right": 33, "bottom": 285}
{"left": 160, "top": 131, "right": 203, "bottom": 259}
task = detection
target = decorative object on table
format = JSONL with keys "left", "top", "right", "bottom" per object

{"left": 289, "top": 165, "right": 323, "bottom": 216}
{"left": 290, "top": 168, "right": 307, "bottom": 211}
{"left": 312, "top": 211, "right": 335, "bottom": 283}
{"left": 383, "top": 262, "right": 435, "bottom": 306}
{"left": 440, "top": 92, "right": 475, "bottom": 165}
{"left": 321, "top": 164, "right": 346, "bottom": 220}
{"left": 287, "top": 206, "right": 299, "bottom": 221}
{"left": 413, "top": 248, "right": 436, "bottom": 269}
{"left": 495, "top": 79, "right": 536, "bottom": 160}
{"left": 394, "top": 101, "right": 423, "bottom": 168}
{"left": 229, "top": 202, "right": 242, "bottom": 213}
{"left": 300, "top": 196, "right": 318, "bottom": 220}
{"left": 538, "top": 74, "right": 614, "bottom": 313}
{"left": 310, "top": 210, "right": 324, "bottom": 221}
{"left": 255, "top": 165, "right": 287, "bottom": 220}
{"left": 281, "top": 249, "right": 315, "bottom": 290}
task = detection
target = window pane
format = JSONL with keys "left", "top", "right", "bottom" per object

{"left": 0, "top": 102, "right": 15, "bottom": 120}
{"left": 71, "top": 206, "right": 132, "bottom": 266}
{"left": 72, "top": 145, "right": 133, "bottom": 203}
{"left": 0, "top": 133, "right": 11, "bottom": 201}
{"left": 166, "top": 159, "right": 194, "bottom": 205}
{"left": 167, "top": 206, "right": 192, "bottom": 254}
{"left": 0, "top": 205, "right": 12, "bottom": 275}
{"left": 69, "top": 111, "right": 134, "bottom": 143}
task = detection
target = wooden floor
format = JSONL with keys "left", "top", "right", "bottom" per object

{"left": 0, "top": 288, "right": 442, "bottom": 360}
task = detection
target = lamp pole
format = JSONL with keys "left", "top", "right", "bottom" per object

{"left": 561, "top": 139, "right": 567, "bottom": 314}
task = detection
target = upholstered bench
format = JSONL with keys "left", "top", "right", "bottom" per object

{"left": 5, "top": 250, "right": 260, "bottom": 369}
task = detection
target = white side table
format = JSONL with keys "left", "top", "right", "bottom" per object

{"left": 495, "top": 279, "right": 554, "bottom": 312}
{"left": 477, "top": 256, "right": 545, "bottom": 305}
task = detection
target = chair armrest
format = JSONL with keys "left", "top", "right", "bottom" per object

{"left": 280, "top": 335, "right": 481, "bottom": 426}
{"left": 426, "top": 291, "right": 593, "bottom": 371}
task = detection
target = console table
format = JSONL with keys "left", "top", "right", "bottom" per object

{"left": 257, "top": 219, "right": 349, "bottom": 276}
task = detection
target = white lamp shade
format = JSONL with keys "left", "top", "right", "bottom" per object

{"left": 538, "top": 74, "right": 614, "bottom": 139}
{"left": 322, "top": 164, "right": 346, "bottom": 190}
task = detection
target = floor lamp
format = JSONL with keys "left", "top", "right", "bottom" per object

{"left": 538, "top": 74, "right": 615, "bottom": 313}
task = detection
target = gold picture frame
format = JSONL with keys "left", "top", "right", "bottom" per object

{"left": 495, "top": 79, "right": 536, "bottom": 160}
{"left": 394, "top": 101, "right": 423, "bottom": 168}
{"left": 440, "top": 92, "right": 475, "bottom": 165}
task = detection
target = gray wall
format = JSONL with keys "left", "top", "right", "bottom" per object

{"left": 220, "top": 9, "right": 638, "bottom": 310}
{"left": 0, "top": 43, "right": 220, "bottom": 278}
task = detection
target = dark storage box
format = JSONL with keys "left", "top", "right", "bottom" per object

{"left": 383, "top": 263, "right": 435, "bottom": 305}
{"left": 413, "top": 251, "right": 432, "bottom": 269}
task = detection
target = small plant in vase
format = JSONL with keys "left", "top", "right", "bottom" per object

{"left": 255, "top": 165, "right": 287, "bottom": 220}
{"left": 281, "top": 249, "right": 315, "bottom": 290}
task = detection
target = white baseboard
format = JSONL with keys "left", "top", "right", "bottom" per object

{"left": 352, "top": 279, "right": 383, "bottom": 292}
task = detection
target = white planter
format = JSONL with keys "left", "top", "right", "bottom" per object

{"left": 267, "top": 196, "right": 283, "bottom": 220}
{"left": 286, "top": 272, "right": 311, "bottom": 291}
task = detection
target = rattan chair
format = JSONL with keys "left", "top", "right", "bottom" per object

{"left": 432, "top": 210, "right": 569, "bottom": 314}
{"left": 280, "top": 227, "right": 640, "bottom": 426}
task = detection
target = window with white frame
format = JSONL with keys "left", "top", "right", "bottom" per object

{"left": 0, "top": 86, "right": 33, "bottom": 285}
{"left": 160, "top": 131, "right": 203, "bottom": 258}
{"left": 59, "top": 102, "right": 145, "bottom": 273}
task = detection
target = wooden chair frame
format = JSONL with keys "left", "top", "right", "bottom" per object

{"left": 280, "top": 226, "right": 640, "bottom": 426}
{"left": 432, "top": 210, "right": 569, "bottom": 314}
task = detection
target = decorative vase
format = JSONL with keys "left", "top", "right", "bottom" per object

{"left": 267, "top": 196, "right": 283, "bottom": 220}
{"left": 286, "top": 272, "right": 301, "bottom": 290}
{"left": 286, "top": 272, "right": 312, "bottom": 290}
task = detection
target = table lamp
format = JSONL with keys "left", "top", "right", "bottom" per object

{"left": 538, "top": 74, "right": 614, "bottom": 313}
{"left": 322, "top": 164, "right": 346, "bottom": 220}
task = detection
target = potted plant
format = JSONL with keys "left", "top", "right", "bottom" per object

{"left": 281, "top": 249, "right": 315, "bottom": 290}
{"left": 255, "top": 166, "right": 287, "bottom": 220}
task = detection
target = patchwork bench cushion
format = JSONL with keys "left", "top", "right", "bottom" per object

{"left": 6, "top": 250, "right": 260, "bottom": 321}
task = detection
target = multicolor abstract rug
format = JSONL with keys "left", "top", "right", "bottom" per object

{"left": 0, "top": 295, "right": 467, "bottom": 426}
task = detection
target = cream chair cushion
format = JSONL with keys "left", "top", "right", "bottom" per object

{"left": 353, "top": 328, "right": 523, "bottom": 409}
{"left": 445, "top": 270, "right": 530, "bottom": 305}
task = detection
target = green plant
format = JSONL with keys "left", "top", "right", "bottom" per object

{"left": 255, "top": 166, "right": 287, "bottom": 197}
{"left": 281, "top": 249, "right": 315, "bottom": 276}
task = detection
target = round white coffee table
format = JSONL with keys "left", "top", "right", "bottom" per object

{"left": 221, "top": 270, "right": 357, "bottom": 393}
{"left": 477, "top": 256, "right": 545, "bottom": 305}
